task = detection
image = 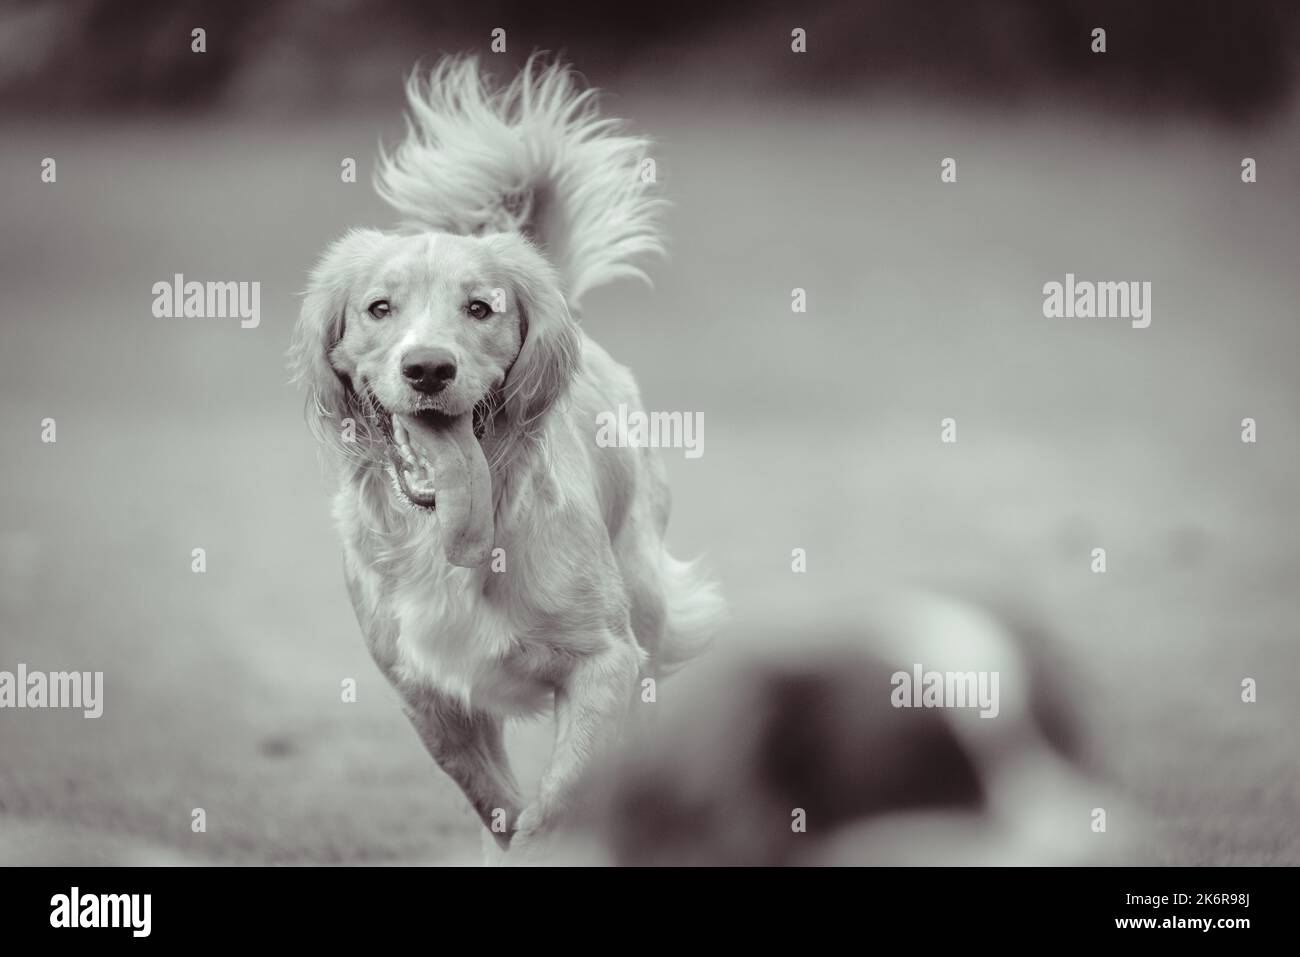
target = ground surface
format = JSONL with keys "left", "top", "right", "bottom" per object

{"left": 0, "top": 99, "right": 1297, "bottom": 864}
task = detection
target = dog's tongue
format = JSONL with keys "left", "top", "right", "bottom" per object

{"left": 400, "top": 412, "right": 494, "bottom": 567}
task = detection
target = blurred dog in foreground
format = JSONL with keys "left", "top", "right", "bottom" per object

{"left": 290, "top": 56, "right": 723, "bottom": 854}
{"left": 542, "top": 593, "right": 1130, "bottom": 866}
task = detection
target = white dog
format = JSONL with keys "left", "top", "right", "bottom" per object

{"left": 290, "top": 56, "right": 724, "bottom": 854}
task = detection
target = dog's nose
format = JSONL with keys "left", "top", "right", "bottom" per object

{"left": 401, "top": 348, "right": 457, "bottom": 394}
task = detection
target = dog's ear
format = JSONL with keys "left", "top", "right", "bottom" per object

{"left": 289, "top": 228, "right": 388, "bottom": 455}
{"left": 482, "top": 233, "right": 582, "bottom": 455}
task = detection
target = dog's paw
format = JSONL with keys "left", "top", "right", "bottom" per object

{"left": 508, "top": 804, "right": 554, "bottom": 861}
{"left": 512, "top": 803, "right": 544, "bottom": 840}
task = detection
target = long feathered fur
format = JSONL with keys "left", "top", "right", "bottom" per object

{"left": 376, "top": 55, "right": 665, "bottom": 307}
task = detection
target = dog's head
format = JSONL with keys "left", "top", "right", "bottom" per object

{"left": 289, "top": 228, "right": 580, "bottom": 562}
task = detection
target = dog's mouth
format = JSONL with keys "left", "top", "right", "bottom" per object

{"left": 389, "top": 410, "right": 452, "bottom": 509}
{"left": 375, "top": 402, "right": 496, "bottom": 567}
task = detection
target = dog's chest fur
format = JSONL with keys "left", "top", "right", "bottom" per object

{"left": 336, "top": 485, "right": 554, "bottom": 716}
{"left": 392, "top": 568, "right": 546, "bottom": 712}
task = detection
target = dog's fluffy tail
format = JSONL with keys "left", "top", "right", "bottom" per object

{"left": 656, "top": 553, "right": 727, "bottom": 676}
{"left": 376, "top": 55, "right": 664, "bottom": 307}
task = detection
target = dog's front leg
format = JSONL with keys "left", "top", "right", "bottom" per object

{"left": 402, "top": 692, "right": 523, "bottom": 849}
{"left": 514, "top": 640, "right": 640, "bottom": 850}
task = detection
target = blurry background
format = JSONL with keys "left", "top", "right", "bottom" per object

{"left": 0, "top": 0, "right": 1297, "bottom": 864}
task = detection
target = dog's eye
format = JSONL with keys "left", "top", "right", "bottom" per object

{"left": 467, "top": 299, "right": 492, "bottom": 320}
{"left": 367, "top": 300, "right": 392, "bottom": 319}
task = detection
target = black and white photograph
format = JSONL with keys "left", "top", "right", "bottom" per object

{"left": 0, "top": 0, "right": 1295, "bottom": 925}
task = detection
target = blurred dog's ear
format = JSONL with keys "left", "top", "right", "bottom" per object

{"left": 289, "top": 228, "right": 388, "bottom": 454}
{"left": 481, "top": 233, "right": 582, "bottom": 464}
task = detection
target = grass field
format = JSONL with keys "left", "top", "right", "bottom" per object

{"left": 1, "top": 97, "right": 1297, "bottom": 864}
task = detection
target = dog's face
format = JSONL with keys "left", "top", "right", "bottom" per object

{"left": 291, "top": 227, "right": 581, "bottom": 517}
{"left": 331, "top": 232, "right": 522, "bottom": 423}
